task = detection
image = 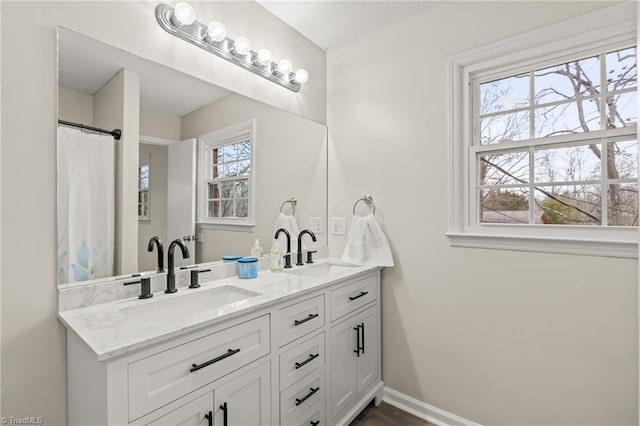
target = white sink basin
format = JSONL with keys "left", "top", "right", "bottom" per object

{"left": 287, "top": 262, "right": 359, "bottom": 279}
{"left": 121, "top": 285, "right": 260, "bottom": 320}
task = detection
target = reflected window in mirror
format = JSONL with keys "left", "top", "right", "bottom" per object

{"left": 198, "top": 119, "right": 256, "bottom": 227}
{"left": 139, "top": 153, "right": 150, "bottom": 221}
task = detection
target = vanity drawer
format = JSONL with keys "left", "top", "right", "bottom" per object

{"left": 275, "top": 295, "right": 325, "bottom": 347}
{"left": 128, "top": 315, "right": 270, "bottom": 421}
{"left": 280, "top": 333, "right": 325, "bottom": 391}
{"left": 287, "top": 397, "right": 325, "bottom": 426}
{"left": 280, "top": 366, "right": 325, "bottom": 426}
{"left": 330, "top": 275, "right": 377, "bottom": 321}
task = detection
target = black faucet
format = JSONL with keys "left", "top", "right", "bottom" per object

{"left": 166, "top": 239, "right": 190, "bottom": 293}
{"left": 296, "top": 229, "right": 317, "bottom": 266}
{"left": 274, "top": 228, "right": 292, "bottom": 269}
{"left": 147, "top": 236, "right": 165, "bottom": 273}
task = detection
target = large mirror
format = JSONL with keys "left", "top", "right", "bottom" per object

{"left": 57, "top": 28, "right": 327, "bottom": 285}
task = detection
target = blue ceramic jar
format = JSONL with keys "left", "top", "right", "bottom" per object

{"left": 237, "top": 257, "right": 258, "bottom": 279}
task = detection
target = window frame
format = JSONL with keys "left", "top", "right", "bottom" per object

{"left": 447, "top": 3, "right": 638, "bottom": 258}
{"left": 138, "top": 153, "right": 150, "bottom": 222}
{"left": 196, "top": 119, "right": 256, "bottom": 229}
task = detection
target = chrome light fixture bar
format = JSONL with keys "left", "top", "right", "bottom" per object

{"left": 156, "top": 3, "right": 306, "bottom": 92}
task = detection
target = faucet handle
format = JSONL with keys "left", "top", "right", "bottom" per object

{"left": 306, "top": 250, "right": 317, "bottom": 264}
{"left": 189, "top": 269, "right": 211, "bottom": 289}
{"left": 124, "top": 277, "right": 153, "bottom": 300}
{"left": 283, "top": 253, "right": 292, "bottom": 269}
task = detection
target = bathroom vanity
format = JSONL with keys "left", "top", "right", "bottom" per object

{"left": 59, "top": 258, "right": 383, "bottom": 425}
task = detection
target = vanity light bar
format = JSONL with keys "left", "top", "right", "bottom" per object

{"left": 155, "top": 3, "right": 308, "bottom": 92}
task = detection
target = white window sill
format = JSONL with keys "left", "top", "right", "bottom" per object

{"left": 197, "top": 222, "right": 255, "bottom": 233}
{"left": 446, "top": 232, "right": 637, "bottom": 258}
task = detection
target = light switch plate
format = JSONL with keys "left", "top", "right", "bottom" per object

{"left": 331, "top": 217, "right": 346, "bottom": 235}
{"left": 310, "top": 217, "right": 324, "bottom": 234}
{"left": 197, "top": 232, "right": 204, "bottom": 243}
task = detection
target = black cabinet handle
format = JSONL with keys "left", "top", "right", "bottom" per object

{"left": 294, "top": 313, "right": 319, "bottom": 326}
{"left": 361, "top": 322, "right": 365, "bottom": 354}
{"left": 219, "top": 402, "right": 228, "bottom": 426}
{"left": 190, "top": 348, "right": 240, "bottom": 372}
{"left": 310, "top": 421, "right": 320, "bottom": 426}
{"left": 353, "top": 325, "right": 361, "bottom": 357}
{"left": 295, "top": 387, "right": 320, "bottom": 406}
{"left": 348, "top": 291, "right": 368, "bottom": 301}
{"left": 204, "top": 411, "right": 213, "bottom": 426}
{"left": 295, "top": 353, "right": 319, "bottom": 370}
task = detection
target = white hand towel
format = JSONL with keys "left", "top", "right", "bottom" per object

{"left": 341, "top": 214, "right": 394, "bottom": 267}
{"left": 271, "top": 212, "right": 303, "bottom": 252}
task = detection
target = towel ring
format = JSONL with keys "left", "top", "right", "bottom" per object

{"left": 353, "top": 195, "right": 376, "bottom": 215}
{"left": 280, "top": 197, "right": 297, "bottom": 216}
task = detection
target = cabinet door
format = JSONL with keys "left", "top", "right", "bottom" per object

{"left": 356, "top": 306, "right": 378, "bottom": 394}
{"left": 145, "top": 393, "right": 212, "bottom": 426}
{"left": 213, "top": 361, "right": 271, "bottom": 426}
{"left": 329, "top": 315, "right": 358, "bottom": 418}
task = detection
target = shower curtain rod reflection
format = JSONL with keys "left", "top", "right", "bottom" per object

{"left": 58, "top": 119, "right": 122, "bottom": 140}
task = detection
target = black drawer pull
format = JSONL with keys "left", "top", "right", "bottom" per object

{"left": 295, "top": 387, "right": 320, "bottom": 406}
{"left": 361, "top": 322, "right": 365, "bottom": 354}
{"left": 294, "top": 313, "right": 319, "bottom": 326}
{"left": 295, "top": 353, "right": 319, "bottom": 370}
{"left": 310, "top": 421, "right": 320, "bottom": 426}
{"left": 348, "top": 291, "right": 368, "bottom": 301}
{"left": 204, "top": 411, "right": 213, "bottom": 426}
{"left": 190, "top": 348, "right": 240, "bottom": 372}
{"left": 220, "top": 402, "right": 228, "bottom": 426}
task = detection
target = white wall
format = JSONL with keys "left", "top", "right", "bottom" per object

{"left": 140, "top": 108, "right": 180, "bottom": 141}
{"left": 58, "top": 86, "right": 93, "bottom": 124}
{"left": 181, "top": 93, "right": 327, "bottom": 262}
{"left": 327, "top": 2, "right": 638, "bottom": 425}
{"left": 0, "top": 2, "right": 325, "bottom": 423}
{"left": 138, "top": 143, "right": 169, "bottom": 273}
{"left": 93, "top": 68, "right": 140, "bottom": 276}
{"left": 138, "top": 108, "right": 179, "bottom": 272}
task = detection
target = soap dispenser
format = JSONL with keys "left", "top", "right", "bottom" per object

{"left": 250, "top": 239, "right": 264, "bottom": 258}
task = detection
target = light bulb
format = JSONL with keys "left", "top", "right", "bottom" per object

{"left": 206, "top": 21, "right": 226, "bottom": 42}
{"left": 257, "top": 49, "right": 272, "bottom": 66}
{"left": 277, "top": 59, "right": 292, "bottom": 75}
{"left": 234, "top": 36, "right": 251, "bottom": 55}
{"left": 294, "top": 69, "right": 309, "bottom": 84}
{"left": 173, "top": 2, "right": 195, "bottom": 26}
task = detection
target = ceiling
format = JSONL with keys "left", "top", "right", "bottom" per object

{"left": 257, "top": 1, "right": 442, "bottom": 50}
{"left": 58, "top": 29, "right": 231, "bottom": 117}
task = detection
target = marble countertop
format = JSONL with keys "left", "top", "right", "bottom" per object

{"left": 58, "top": 258, "right": 378, "bottom": 362}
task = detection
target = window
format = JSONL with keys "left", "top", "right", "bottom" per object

{"left": 138, "top": 154, "right": 150, "bottom": 221}
{"left": 448, "top": 3, "right": 638, "bottom": 257}
{"left": 197, "top": 119, "right": 256, "bottom": 228}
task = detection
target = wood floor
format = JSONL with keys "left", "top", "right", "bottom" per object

{"left": 349, "top": 401, "right": 435, "bottom": 426}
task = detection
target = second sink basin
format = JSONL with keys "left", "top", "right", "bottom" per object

{"left": 121, "top": 285, "right": 261, "bottom": 321}
{"left": 287, "top": 261, "right": 359, "bottom": 279}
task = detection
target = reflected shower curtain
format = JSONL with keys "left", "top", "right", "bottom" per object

{"left": 57, "top": 126, "right": 115, "bottom": 284}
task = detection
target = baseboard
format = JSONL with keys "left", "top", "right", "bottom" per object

{"left": 383, "top": 387, "right": 482, "bottom": 426}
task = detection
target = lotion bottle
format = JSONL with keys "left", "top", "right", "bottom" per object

{"left": 270, "top": 247, "right": 284, "bottom": 272}
{"left": 250, "top": 239, "right": 264, "bottom": 258}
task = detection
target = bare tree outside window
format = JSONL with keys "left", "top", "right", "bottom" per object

{"left": 205, "top": 140, "right": 251, "bottom": 219}
{"left": 477, "top": 46, "right": 637, "bottom": 227}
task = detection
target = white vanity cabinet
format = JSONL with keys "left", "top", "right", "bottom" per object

{"left": 144, "top": 361, "right": 271, "bottom": 426}
{"left": 65, "top": 267, "right": 382, "bottom": 426}
{"left": 144, "top": 393, "right": 212, "bottom": 426}
{"left": 330, "top": 306, "right": 379, "bottom": 417}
